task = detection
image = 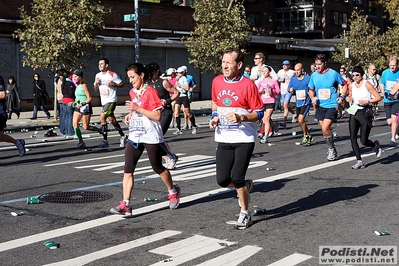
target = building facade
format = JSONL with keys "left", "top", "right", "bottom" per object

{"left": 0, "top": 0, "right": 386, "bottom": 110}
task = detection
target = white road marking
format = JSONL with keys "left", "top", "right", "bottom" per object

{"left": 149, "top": 235, "right": 236, "bottom": 265}
{"left": 195, "top": 245, "right": 263, "bottom": 266}
{"left": 267, "top": 253, "right": 313, "bottom": 266}
{"left": 0, "top": 150, "right": 388, "bottom": 252}
{"left": 42, "top": 230, "right": 182, "bottom": 266}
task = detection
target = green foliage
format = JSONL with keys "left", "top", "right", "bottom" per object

{"left": 183, "top": 0, "right": 250, "bottom": 73}
{"left": 332, "top": 11, "right": 385, "bottom": 71}
{"left": 17, "top": 0, "right": 110, "bottom": 73}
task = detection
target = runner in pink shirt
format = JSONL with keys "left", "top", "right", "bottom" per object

{"left": 257, "top": 65, "right": 280, "bottom": 144}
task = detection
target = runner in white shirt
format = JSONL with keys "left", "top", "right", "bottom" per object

{"left": 94, "top": 58, "right": 126, "bottom": 149}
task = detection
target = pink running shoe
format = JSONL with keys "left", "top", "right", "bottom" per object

{"left": 110, "top": 200, "right": 132, "bottom": 216}
{"left": 168, "top": 186, "right": 181, "bottom": 209}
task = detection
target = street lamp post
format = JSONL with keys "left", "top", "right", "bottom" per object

{"left": 134, "top": 0, "right": 139, "bottom": 62}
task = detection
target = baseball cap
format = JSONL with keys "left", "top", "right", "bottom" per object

{"left": 176, "top": 66, "right": 185, "bottom": 73}
{"left": 181, "top": 65, "right": 188, "bottom": 72}
{"left": 282, "top": 60, "right": 290, "bottom": 65}
{"left": 73, "top": 69, "right": 83, "bottom": 78}
{"left": 166, "top": 68, "right": 176, "bottom": 76}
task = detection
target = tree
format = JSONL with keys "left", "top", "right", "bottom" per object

{"left": 16, "top": 0, "right": 110, "bottom": 73}
{"left": 183, "top": 0, "right": 250, "bottom": 73}
{"left": 332, "top": 11, "right": 385, "bottom": 71}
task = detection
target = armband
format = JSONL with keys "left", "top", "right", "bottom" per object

{"left": 255, "top": 110, "right": 264, "bottom": 120}
{"left": 81, "top": 102, "right": 87, "bottom": 106}
{"left": 210, "top": 111, "right": 218, "bottom": 119}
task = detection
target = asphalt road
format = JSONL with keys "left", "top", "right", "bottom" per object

{"left": 0, "top": 111, "right": 398, "bottom": 266}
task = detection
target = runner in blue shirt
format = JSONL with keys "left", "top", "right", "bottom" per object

{"left": 288, "top": 63, "right": 312, "bottom": 146}
{"left": 308, "top": 54, "right": 347, "bottom": 161}
{"left": 379, "top": 56, "right": 399, "bottom": 147}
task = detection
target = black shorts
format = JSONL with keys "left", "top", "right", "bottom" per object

{"left": 296, "top": 104, "right": 311, "bottom": 117}
{"left": 102, "top": 102, "right": 116, "bottom": 116}
{"left": 175, "top": 96, "right": 190, "bottom": 108}
{"left": 263, "top": 103, "right": 275, "bottom": 110}
{"left": 0, "top": 114, "right": 6, "bottom": 131}
{"left": 384, "top": 102, "right": 399, "bottom": 119}
{"left": 315, "top": 106, "right": 338, "bottom": 121}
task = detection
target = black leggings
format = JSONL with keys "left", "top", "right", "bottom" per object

{"left": 124, "top": 141, "right": 166, "bottom": 174}
{"left": 349, "top": 109, "right": 375, "bottom": 160}
{"left": 216, "top": 142, "right": 255, "bottom": 189}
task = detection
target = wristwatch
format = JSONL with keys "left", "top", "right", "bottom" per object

{"left": 241, "top": 115, "right": 248, "bottom": 122}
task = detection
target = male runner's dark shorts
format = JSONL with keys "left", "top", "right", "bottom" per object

{"left": 102, "top": 102, "right": 116, "bottom": 116}
{"left": 315, "top": 106, "right": 338, "bottom": 121}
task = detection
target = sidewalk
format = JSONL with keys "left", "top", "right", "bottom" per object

{"left": 4, "top": 100, "right": 213, "bottom": 132}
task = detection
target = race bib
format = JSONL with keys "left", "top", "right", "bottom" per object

{"left": 347, "top": 104, "right": 360, "bottom": 115}
{"left": 218, "top": 114, "right": 239, "bottom": 130}
{"left": 318, "top": 88, "right": 331, "bottom": 100}
{"left": 80, "top": 105, "right": 89, "bottom": 113}
{"left": 129, "top": 115, "right": 146, "bottom": 135}
{"left": 386, "top": 81, "right": 396, "bottom": 92}
{"left": 100, "top": 87, "right": 109, "bottom": 97}
{"left": 296, "top": 90, "right": 306, "bottom": 100}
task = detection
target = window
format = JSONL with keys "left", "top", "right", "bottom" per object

{"left": 331, "top": 11, "right": 348, "bottom": 26}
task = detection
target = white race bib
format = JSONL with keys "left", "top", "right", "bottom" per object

{"left": 318, "top": 88, "right": 331, "bottom": 100}
{"left": 296, "top": 90, "right": 306, "bottom": 100}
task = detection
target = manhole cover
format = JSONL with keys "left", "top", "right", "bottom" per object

{"left": 38, "top": 191, "right": 113, "bottom": 204}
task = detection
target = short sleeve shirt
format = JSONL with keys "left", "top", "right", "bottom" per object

{"left": 308, "top": 69, "right": 345, "bottom": 108}
{"left": 94, "top": 70, "right": 122, "bottom": 105}
{"left": 128, "top": 85, "right": 164, "bottom": 144}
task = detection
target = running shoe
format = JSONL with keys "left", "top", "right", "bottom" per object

{"left": 374, "top": 140, "right": 382, "bottom": 158}
{"left": 301, "top": 136, "right": 309, "bottom": 145}
{"left": 292, "top": 114, "right": 297, "bottom": 123}
{"left": 16, "top": 139, "right": 25, "bottom": 157}
{"left": 75, "top": 142, "right": 86, "bottom": 149}
{"left": 168, "top": 186, "right": 181, "bottom": 209}
{"left": 257, "top": 133, "right": 264, "bottom": 139}
{"left": 120, "top": 136, "right": 128, "bottom": 148}
{"left": 326, "top": 148, "right": 337, "bottom": 161}
{"left": 98, "top": 141, "right": 109, "bottom": 148}
{"left": 183, "top": 124, "right": 189, "bottom": 131}
{"left": 238, "top": 179, "right": 254, "bottom": 208}
{"left": 192, "top": 126, "right": 198, "bottom": 134}
{"left": 234, "top": 212, "right": 252, "bottom": 230}
{"left": 165, "top": 154, "right": 179, "bottom": 170}
{"left": 388, "top": 140, "right": 397, "bottom": 147}
{"left": 110, "top": 200, "right": 132, "bottom": 216}
{"left": 351, "top": 160, "right": 365, "bottom": 169}
{"left": 173, "top": 129, "right": 183, "bottom": 135}
{"left": 259, "top": 137, "right": 268, "bottom": 144}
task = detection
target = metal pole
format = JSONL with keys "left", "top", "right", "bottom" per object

{"left": 134, "top": 0, "right": 139, "bottom": 62}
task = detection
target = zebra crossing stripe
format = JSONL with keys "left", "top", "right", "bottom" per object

{"left": 42, "top": 230, "right": 182, "bottom": 266}
{"left": 149, "top": 235, "right": 236, "bottom": 265}
{"left": 267, "top": 253, "right": 313, "bottom": 265}
{"left": 195, "top": 245, "right": 263, "bottom": 266}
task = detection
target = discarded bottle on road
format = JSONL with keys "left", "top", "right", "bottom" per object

{"left": 266, "top": 167, "right": 276, "bottom": 171}
{"left": 374, "top": 231, "right": 390, "bottom": 236}
{"left": 11, "top": 211, "right": 26, "bottom": 216}
{"left": 253, "top": 209, "right": 267, "bottom": 215}
{"left": 144, "top": 197, "right": 158, "bottom": 202}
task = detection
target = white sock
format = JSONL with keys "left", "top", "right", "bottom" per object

{"left": 123, "top": 200, "right": 130, "bottom": 205}
{"left": 241, "top": 210, "right": 250, "bottom": 216}
{"left": 169, "top": 187, "right": 176, "bottom": 194}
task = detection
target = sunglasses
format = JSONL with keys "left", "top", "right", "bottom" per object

{"left": 254, "top": 58, "right": 260, "bottom": 60}
{"left": 352, "top": 74, "right": 362, "bottom": 77}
